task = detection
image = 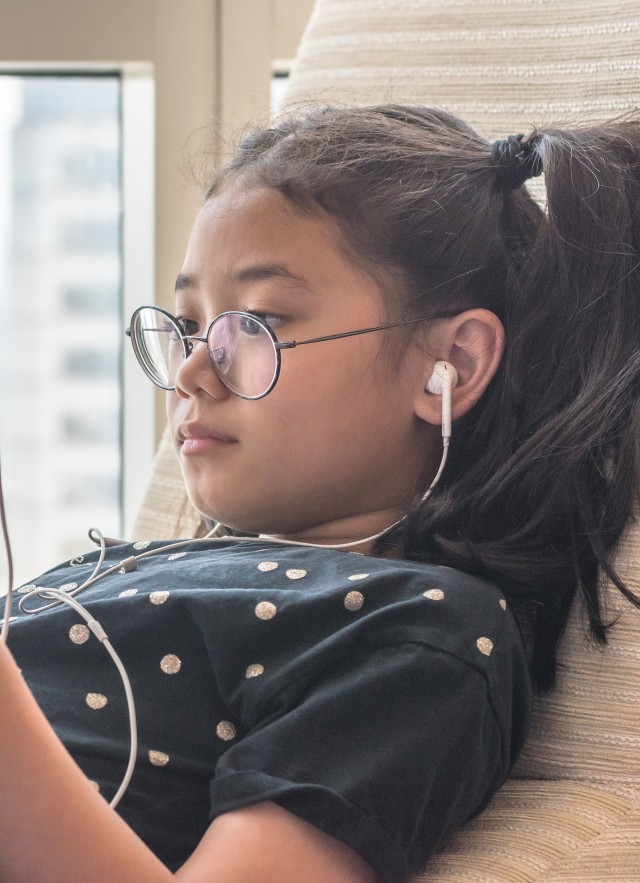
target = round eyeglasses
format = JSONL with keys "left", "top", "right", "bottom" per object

{"left": 126, "top": 305, "right": 444, "bottom": 400}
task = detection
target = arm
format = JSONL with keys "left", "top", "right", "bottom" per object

{"left": 0, "top": 642, "right": 376, "bottom": 883}
{"left": 177, "top": 803, "right": 377, "bottom": 883}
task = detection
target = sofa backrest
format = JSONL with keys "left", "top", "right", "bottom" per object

{"left": 283, "top": 0, "right": 640, "bottom": 137}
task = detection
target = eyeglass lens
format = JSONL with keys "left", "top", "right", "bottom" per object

{"left": 208, "top": 313, "right": 278, "bottom": 398}
{"left": 132, "top": 307, "right": 279, "bottom": 398}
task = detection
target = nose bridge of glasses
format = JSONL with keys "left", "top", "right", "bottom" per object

{"left": 180, "top": 334, "right": 215, "bottom": 375}
{"left": 173, "top": 332, "right": 232, "bottom": 398}
{"left": 183, "top": 333, "right": 209, "bottom": 349}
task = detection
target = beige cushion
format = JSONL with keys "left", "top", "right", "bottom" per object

{"left": 417, "top": 781, "right": 640, "bottom": 881}
{"left": 514, "top": 523, "right": 640, "bottom": 793}
{"left": 284, "top": 0, "right": 640, "bottom": 137}
{"left": 131, "top": 428, "right": 203, "bottom": 540}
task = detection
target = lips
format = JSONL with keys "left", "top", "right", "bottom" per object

{"left": 177, "top": 421, "right": 237, "bottom": 453}
{"left": 178, "top": 420, "right": 236, "bottom": 442}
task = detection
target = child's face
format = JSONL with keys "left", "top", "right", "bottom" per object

{"left": 167, "top": 184, "right": 440, "bottom": 542}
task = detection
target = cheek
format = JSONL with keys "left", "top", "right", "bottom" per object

{"left": 262, "top": 349, "right": 401, "bottom": 457}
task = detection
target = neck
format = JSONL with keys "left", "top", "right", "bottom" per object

{"left": 207, "top": 508, "right": 407, "bottom": 554}
{"left": 260, "top": 517, "right": 405, "bottom": 552}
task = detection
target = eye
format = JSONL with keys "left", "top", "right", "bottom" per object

{"left": 175, "top": 317, "right": 200, "bottom": 337}
{"left": 157, "top": 317, "right": 183, "bottom": 344}
{"left": 240, "top": 310, "right": 282, "bottom": 332}
{"left": 239, "top": 314, "right": 265, "bottom": 336}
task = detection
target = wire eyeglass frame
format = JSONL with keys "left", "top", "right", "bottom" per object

{"left": 126, "top": 304, "right": 453, "bottom": 400}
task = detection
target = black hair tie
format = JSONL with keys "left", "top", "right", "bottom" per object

{"left": 491, "top": 133, "right": 543, "bottom": 190}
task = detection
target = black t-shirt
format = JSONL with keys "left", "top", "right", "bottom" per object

{"left": 6, "top": 539, "right": 531, "bottom": 882}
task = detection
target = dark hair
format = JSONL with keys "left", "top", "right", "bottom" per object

{"left": 206, "top": 105, "right": 640, "bottom": 690}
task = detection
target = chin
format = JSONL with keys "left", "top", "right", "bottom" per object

{"left": 185, "top": 478, "right": 336, "bottom": 538}
{"left": 187, "top": 493, "right": 269, "bottom": 536}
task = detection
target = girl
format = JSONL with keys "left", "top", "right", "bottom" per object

{"left": 1, "top": 104, "right": 640, "bottom": 883}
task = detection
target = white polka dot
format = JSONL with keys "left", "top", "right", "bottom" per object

{"left": 255, "top": 601, "right": 277, "bottom": 620}
{"left": 286, "top": 569, "right": 307, "bottom": 580}
{"left": 348, "top": 573, "right": 369, "bottom": 581}
{"left": 258, "top": 561, "right": 278, "bottom": 572}
{"left": 148, "top": 750, "right": 170, "bottom": 767}
{"left": 499, "top": 599, "right": 507, "bottom": 610}
{"left": 476, "top": 637, "right": 494, "bottom": 656}
{"left": 168, "top": 552, "right": 186, "bottom": 561}
{"left": 423, "top": 589, "right": 444, "bottom": 601}
{"left": 133, "top": 541, "right": 151, "bottom": 550}
{"left": 17, "top": 584, "right": 36, "bottom": 594}
{"left": 69, "top": 556, "right": 85, "bottom": 566}
{"left": 86, "top": 693, "right": 108, "bottom": 710}
{"left": 119, "top": 588, "right": 138, "bottom": 598}
{"left": 344, "top": 591, "right": 364, "bottom": 611}
{"left": 69, "top": 624, "right": 90, "bottom": 645}
{"left": 149, "top": 591, "right": 170, "bottom": 605}
{"left": 160, "top": 654, "right": 182, "bottom": 674}
{"left": 245, "top": 663, "right": 265, "bottom": 678}
{"left": 216, "top": 721, "right": 237, "bottom": 741}
{"left": 60, "top": 582, "right": 78, "bottom": 592}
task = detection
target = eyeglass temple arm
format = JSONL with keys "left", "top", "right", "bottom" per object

{"left": 127, "top": 313, "right": 457, "bottom": 350}
{"left": 275, "top": 314, "right": 439, "bottom": 350}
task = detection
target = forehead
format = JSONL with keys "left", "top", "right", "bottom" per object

{"left": 176, "top": 184, "right": 390, "bottom": 322}
{"left": 181, "top": 185, "right": 346, "bottom": 278}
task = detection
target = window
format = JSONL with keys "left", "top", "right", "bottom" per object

{"left": 60, "top": 220, "right": 120, "bottom": 253}
{"left": 62, "top": 283, "right": 116, "bottom": 316}
{"left": 63, "top": 348, "right": 119, "bottom": 379}
{"left": 0, "top": 74, "right": 123, "bottom": 583}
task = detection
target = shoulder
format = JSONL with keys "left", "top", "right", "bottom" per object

{"left": 19, "top": 538, "right": 527, "bottom": 708}
{"left": 23, "top": 537, "right": 520, "bottom": 669}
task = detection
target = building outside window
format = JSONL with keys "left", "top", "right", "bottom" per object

{"left": 0, "top": 75, "right": 122, "bottom": 585}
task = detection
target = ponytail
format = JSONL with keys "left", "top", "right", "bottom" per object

{"left": 403, "top": 118, "right": 640, "bottom": 688}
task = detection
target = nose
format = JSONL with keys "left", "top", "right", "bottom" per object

{"left": 173, "top": 339, "right": 230, "bottom": 400}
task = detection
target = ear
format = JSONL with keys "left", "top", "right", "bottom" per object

{"left": 414, "top": 309, "right": 505, "bottom": 425}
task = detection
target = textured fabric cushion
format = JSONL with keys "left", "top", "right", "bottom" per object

{"left": 514, "top": 522, "right": 640, "bottom": 792}
{"left": 416, "top": 780, "right": 640, "bottom": 881}
{"left": 283, "top": 0, "right": 640, "bottom": 137}
{"left": 132, "top": 428, "right": 204, "bottom": 540}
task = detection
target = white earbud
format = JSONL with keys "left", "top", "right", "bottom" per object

{"left": 425, "top": 360, "right": 458, "bottom": 441}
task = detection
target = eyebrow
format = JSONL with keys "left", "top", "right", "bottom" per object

{"left": 175, "top": 272, "right": 196, "bottom": 293}
{"left": 174, "top": 264, "right": 308, "bottom": 294}
{"left": 230, "top": 263, "right": 308, "bottom": 286}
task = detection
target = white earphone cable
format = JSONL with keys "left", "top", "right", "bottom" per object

{"left": 19, "top": 586, "right": 138, "bottom": 808}
{"left": 0, "top": 455, "right": 14, "bottom": 646}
